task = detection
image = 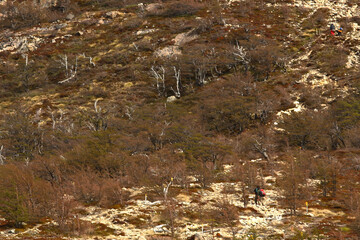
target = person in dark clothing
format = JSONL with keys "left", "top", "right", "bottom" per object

{"left": 254, "top": 186, "right": 260, "bottom": 205}
{"left": 330, "top": 24, "right": 335, "bottom": 31}
{"left": 330, "top": 24, "right": 336, "bottom": 36}
{"left": 336, "top": 27, "right": 343, "bottom": 36}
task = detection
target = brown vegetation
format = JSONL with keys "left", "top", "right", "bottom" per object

{"left": 0, "top": 0, "right": 360, "bottom": 238}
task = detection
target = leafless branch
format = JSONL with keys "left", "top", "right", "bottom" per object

{"left": 0, "top": 145, "right": 5, "bottom": 165}
{"left": 253, "top": 139, "right": 270, "bottom": 161}
{"left": 233, "top": 41, "right": 250, "bottom": 70}
{"left": 151, "top": 66, "right": 166, "bottom": 96}
{"left": 170, "top": 66, "right": 181, "bottom": 98}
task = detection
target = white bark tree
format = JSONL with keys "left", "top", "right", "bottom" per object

{"left": 0, "top": 145, "right": 5, "bottom": 165}
{"left": 170, "top": 66, "right": 181, "bottom": 98}
{"left": 151, "top": 66, "right": 166, "bottom": 97}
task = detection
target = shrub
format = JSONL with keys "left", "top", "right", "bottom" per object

{"left": 201, "top": 97, "right": 254, "bottom": 135}
{"left": 0, "top": 0, "right": 74, "bottom": 30}
{"left": 298, "top": 88, "right": 323, "bottom": 109}
{"left": 310, "top": 45, "right": 348, "bottom": 74}
{"left": 0, "top": 164, "right": 54, "bottom": 226}
{"left": 146, "top": 0, "right": 203, "bottom": 18}
{"left": 0, "top": 166, "right": 29, "bottom": 227}
{"left": 301, "top": 8, "right": 329, "bottom": 30}
{"left": 2, "top": 111, "right": 43, "bottom": 162}
{"left": 344, "top": 126, "right": 360, "bottom": 148}
{"left": 332, "top": 96, "right": 360, "bottom": 129}
{"left": 277, "top": 110, "right": 332, "bottom": 150}
{"left": 70, "top": 170, "right": 130, "bottom": 207}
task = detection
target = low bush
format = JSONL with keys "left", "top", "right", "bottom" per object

{"left": 201, "top": 97, "right": 254, "bottom": 135}
{"left": 332, "top": 96, "right": 360, "bottom": 129}
{"left": 0, "top": 0, "right": 75, "bottom": 30}
{"left": 310, "top": 45, "right": 348, "bottom": 74}
{"left": 146, "top": 0, "right": 204, "bottom": 18}
{"left": 301, "top": 8, "right": 329, "bottom": 30}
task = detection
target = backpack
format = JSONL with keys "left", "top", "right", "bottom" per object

{"left": 259, "top": 189, "right": 266, "bottom": 197}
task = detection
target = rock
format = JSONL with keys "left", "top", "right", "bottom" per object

{"left": 146, "top": 3, "right": 163, "bottom": 13}
{"left": 154, "top": 46, "right": 181, "bottom": 58}
{"left": 105, "top": 11, "right": 124, "bottom": 19}
{"left": 66, "top": 13, "right": 75, "bottom": 20}
{"left": 136, "top": 29, "right": 157, "bottom": 36}
{"left": 153, "top": 224, "right": 169, "bottom": 233}
{"left": 112, "top": 218, "right": 125, "bottom": 224}
{"left": 75, "top": 31, "right": 84, "bottom": 36}
{"left": 0, "top": 36, "right": 43, "bottom": 54}
{"left": 144, "top": 200, "right": 162, "bottom": 206}
{"left": 123, "top": 82, "right": 133, "bottom": 89}
{"left": 8, "top": 229, "right": 15, "bottom": 234}
{"left": 54, "top": 23, "right": 67, "bottom": 30}
{"left": 174, "top": 31, "right": 198, "bottom": 46}
{"left": 167, "top": 96, "right": 177, "bottom": 103}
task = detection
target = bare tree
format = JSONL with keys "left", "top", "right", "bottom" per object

{"left": 151, "top": 66, "right": 166, "bottom": 97}
{"left": 170, "top": 66, "right": 181, "bottom": 98}
{"left": 0, "top": 145, "right": 5, "bottom": 165}
{"left": 21, "top": 53, "right": 30, "bottom": 92}
{"left": 233, "top": 41, "right": 250, "bottom": 71}
{"left": 163, "top": 178, "right": 173, "bottom": 201}
{"left": 253, "top": 138, "right": 270, "bottom": 161}
{"left": 149, "top": 120, "right": 171, "bottom": 150}
{"left": 279, "top": 155, "right": 310, "bottom": 215}
{"left": 80, "top": 53, "right": 96, "bottom": 67}
{"left": 86, "top": 99, "right": 108, "bottom": 131}
{"left": 58, "top": 54, "right": 78, "bottom": 84}
{"left": 57, "top": 53, "right": 96, "bottom": 84}
{"left": 161, "top": 178, "right": 179, "bottom": 238}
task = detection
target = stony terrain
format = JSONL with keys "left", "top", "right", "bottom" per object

{"left": 0, "top": 0, "right": 360, "bottom": 239}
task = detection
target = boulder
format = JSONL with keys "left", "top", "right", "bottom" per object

{"left": 0, "top": 36, "right": 43, "bottom": 54}
{"left": 167, "top": 96, "right": 177, "bottom": 103}
{"left": 154, "top": 46, "right": 181, "bottom": 58}
{"left": 174, "top": 31, "right": 198, "bottom": 46}
{"left": 136, "top": 29, "right": 157, "bottom": 36}
{"left": 105, "top": 11, "right": 124, "bottom": 19}
{"left": 66, "top": 13, "right": 75, "bottom": 20}
{"left": 146, "top": 3, "right": 163, "bottom": 13}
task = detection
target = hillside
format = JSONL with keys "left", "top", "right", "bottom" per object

{"left": 0, "top": 0, "right": 360, "bottom": 239}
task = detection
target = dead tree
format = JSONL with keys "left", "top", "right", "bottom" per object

{"left": 80, "top": 53, "right": 96, "bottom": 67}
{"left": 151, "top": 66, "right": 166, "bottom": 97}
{"left": 162, "top": 178, "right": 177, "bottom": 238}
{"left": 57, "top": 53, "right": 95, "bottom": 84}
{"left": 194, "top": 63, "right": 206, "bottom": 86}
{"left": 0, "top": 145, "right": 5, "bottom": 165}
{"left": 149, "top": 120, "right": 171, "bottom": 150}
{"left": 253, "top": 139, "right": 270, "bottom": 161}
{"left": 170, "top": 66, "right": 181, "bottom": 98}
{"left": 233, "top": 41, "right": 250, "bottom": 71}
{"left": 58, "top": 54, "right": 78, "bottom": 84}
{"left": 86, "top": 99, "right": 108, "bottom": 131}
{"left": 163, "top": 178, "right": 173, "bottom": 201}
{"left": 124, "top": 105, "right": 135, "bottom": 120}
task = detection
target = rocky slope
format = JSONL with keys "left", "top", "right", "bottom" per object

{"left": 0, "top": 0, "right": 360, "bottom": 239}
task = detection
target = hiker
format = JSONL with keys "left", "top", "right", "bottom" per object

{"left": 336, "top": 27, "right": 343, "bottom": 36}
{"left": 254, "top": 186, "right": 266, "bottom": 205}
{"left": 330, "top": 24, "right": 335, "bottom": 36}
